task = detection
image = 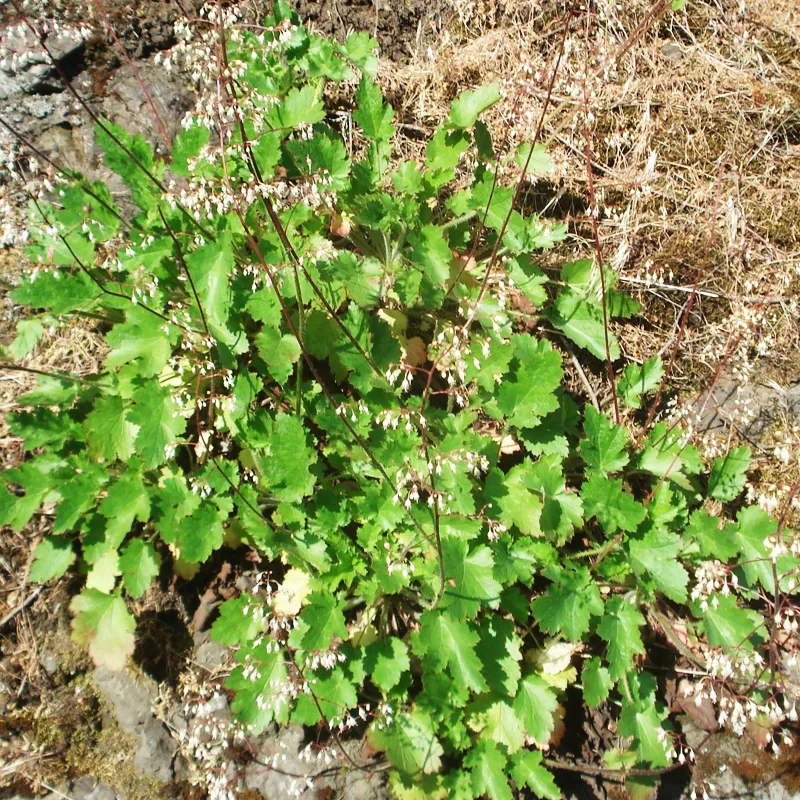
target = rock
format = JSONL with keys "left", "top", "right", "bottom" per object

{"left": 134, "top": 718, "right": 177, "bottom": 781}
{"left": 243, "top": 724, "right": 389, "bottom": 800}
{"left": 194, "top": 637, "right": 227, "bottom": 671}
{"left": 71, "top": 776, "right": 118, "bottom": 800}
{"left": 342, "top": 770, "right": 388, "bottom": 800}
{"left": 695, "top": 378, "right": 800, "bottom": 440}
{"left": 196, "top": 691, "right": 230, "bottom": 723}
{"left": 40, "top": 651, "right": 59, "bottom": 675}
{"left": 683, "top": 726, "right": 800, "bottom": 800}
{"left": 99, "top": 58, "right": 194, "bottom": 152}
{"left": 92, "top": 666, "right": 157, "bottom": 735}
{"left": 661, "top": 42, "right": 684, "bottom": 62}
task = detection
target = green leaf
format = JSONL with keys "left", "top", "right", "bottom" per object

{"left": 186, "top": 236, "right": 242, "bottom": 348}
{"left": 510, "top": 751, "right": 559, "bottom": 800}
{"left": 628, "top": 529, "right": 689, "bottom": 602}
{"left": 619, "top": 701, "right": 670, "bottom": 767}
{"left": 175, "top": 502, "right": 226, "bottom": 563}
{"left": 353, "top": 75, "right": 395, "bottom": 140}
{"left": 532, "top": 565, "right": 604, "bottom": 641}
{"left": 687, "top": 510, "right": 739, "bottom": 561}
{"left": 441, "top": 536, "right": 502, "bottom": 619}
{"left": 119, "top": 540, "right": 160, "bottom": 598}
{"left": 366, "top": 638, "right": 411, "bottom": 693}
{"left": 484, "top": 466, "right": 543, "bottom": 536}
{"left": 342, "top": 31, "right": 379, "bottom": 75}
{"left": 548, "top": 291, "right": 620, "bottom": 361}
{"left": 582, "top": 657, "right": 612, "bottom": 708}
{"left": 464, "top": 740, "right": 512, "bottom": 800}
{"left": 425, "top": 128, "right": 470, "bottom": 177}
{"left": 468, "top": 696, "right": 524, "bottom": 754}
{"left": 8, "top": 318, "right": 44, "bottom": 359}
{"left": 70, "top": 589, "right": 135, "bottom": 671}
{"left": 95, "top": 119, "right": 161, "bottom": 210}
{"left": 407, "top": 225, "right": 452, "bottom": 286}
{"left": 413, "top": 611, "right": 487, "bottom": 693}
{"left": 270, "top": 85, "right": 325, "bottom": 131}
{"left": 259, "top": 413, "right": 317, "bottom": 502}
{"left": 699, "top": 593, "right": 764, "bottom": 649}
{"left": 98, "top": 469, "right": 151, "bottom": 542}
{"left": 295, "top": 592, "right": 347, "bottom": 651}
{"left": 8, "top": 408, "right": 83, "bottom": 450}
{"left": 255, "top": 327, "right": 301, "bottom": 384}
{"left": 448, "top": 84, "right": 502, "bottom": 129}
{"left": 13, "top": 268, "right": 97, "bottom": 314}
{"left": 85, "top": 550, "right": 120, "bottom": 593}
{"left": 377, "top": 711, "right": 444, "bottom": 777}
{"left": 636, "top": 423, "right": 703, "bottom": 491}
{"left": 52, "top": 460, "right": 107, "bottom": 533}
{"left": 211, "top": 595, "right": 266, "bottom": 647}
{"left": 105, "top": 306, "right": 173, "bottom": 378}
{"left": 731, "top": 506, "right": 778, "bottom": 592}
{"left": 513, "top": 675, "right": 558, "bottom": 745}
{"left": 476, "top": 616, "right": 522, "bottom": 696}
{"left": 392, "top": 161, "right": 424, "bottom": 194}
{"left": 16, "top": 374, "right": 78, "bottom": 407}
{"left": 128, "top": 383, "right": 187, "bottom": 469}
{"left": 581, "top": 473, "right": 646, "bottom": 535}
{"left": 618, "top": 357, "right": 663, "bottom": 410}
{"left": 293, "top": 666, "right": 357, "bottom": 725}
{"left": 226, "top": 644, "right": 288, "bottom": 732}
{"left": 708, "top": 446, "right": 750, "bottom": 502}
{"left": 29, "top": 535, "right": 75, "bottom": 582}
{"left": 85, "top": 396, "right": 138, "bottom": 462}
{"left": 170, "top": 124, "right": 210, "bottom": 176}
{"left": 597, "top": 597, "right": 646, "bottom": 679}
{"left": 496, "top": 336, "right": 562, "bottom": 429}
{"left": 514, "top": 142, "right": 552, "bottom": 176}
{"left": 0, "top": 461, "right": 52, "bottom": 531}
{"left": 525, "top": 455, "right": 583, "bottom": 545}
{"left": 580, "top": 405, "right": 630, "bottom": 475}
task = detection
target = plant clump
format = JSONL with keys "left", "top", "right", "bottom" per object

{"left": 1, "top": 2, "right": 799, "bottom": 798}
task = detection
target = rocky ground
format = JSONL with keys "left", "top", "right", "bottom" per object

{"left": 1, "top": 1, "right": 799, "bottom": 799}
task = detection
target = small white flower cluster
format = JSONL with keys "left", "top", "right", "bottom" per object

{"left": 486, "top": 519, "right": 508, "bottom": 542}
{"left": 691, "top": 562, "right": 739, "bottom": 606}
{"left": 371, "top": 701, "right": 395, "bottom": 732}
{"left": 303, "top": 649, "right": 347, "bottom": 672}
{"left": 684, "top": 667, "right": 798, "bottom": 743}
{"left": 334, "top": 703, "right": 372, "bottom": 733}
{"left": 336, "top": 400, "right": 370, "bottom": 424}
{"left": 392, "top": 461, "right": 451, "bottom": 512}
{"left": 383, "top": 542, "right": 417, "bottom": 579}
{"left": 429, "top": 447, "right": 489, "bottom": 479}
{"left": 385, "top": 365, "right": 414, "bottom": 394}
{"left": 174, "top": 679, "right": 248, "bottom": 800}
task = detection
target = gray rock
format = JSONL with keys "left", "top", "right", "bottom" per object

{"left": 342, "top": 770, "right": 388, "bottom": 800}
{"left": 39, "top": 651, "right": 59, "bottom": 675}
{"left": 196, "top": 691, "right": 230, "bottom": 723}
{"left": 92, "top": 666, "right": 157, "bottom": 735}
{"left": 695, "top": 378, "right": 800, "bottom": 440}
{"left": 195, "top": 639, "right": 227, "bottom": 671}
{"left": 71, "top": 776, "right": 118, "bottom": 800}
{"left": 243, "top": 724, "right": 389, "bottom": 800}
{"left": 245, "top": 725, "right": 312, "bottom": 799}
{"left": 661, "top": 42, "right": 684, "bottom": 62}
{"left": 134, "top": 718, "right": 177, "bottom": 781}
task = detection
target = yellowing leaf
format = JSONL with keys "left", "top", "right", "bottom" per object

{"left": 273, "top": 568, "right": 312, "bottom": 616}
{"left": 70, "top": 590, "right": 135, "bottom": 671}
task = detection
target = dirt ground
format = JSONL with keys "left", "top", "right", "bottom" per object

{"left": 1, "top": 0, "right": 800, "bottom": 798}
